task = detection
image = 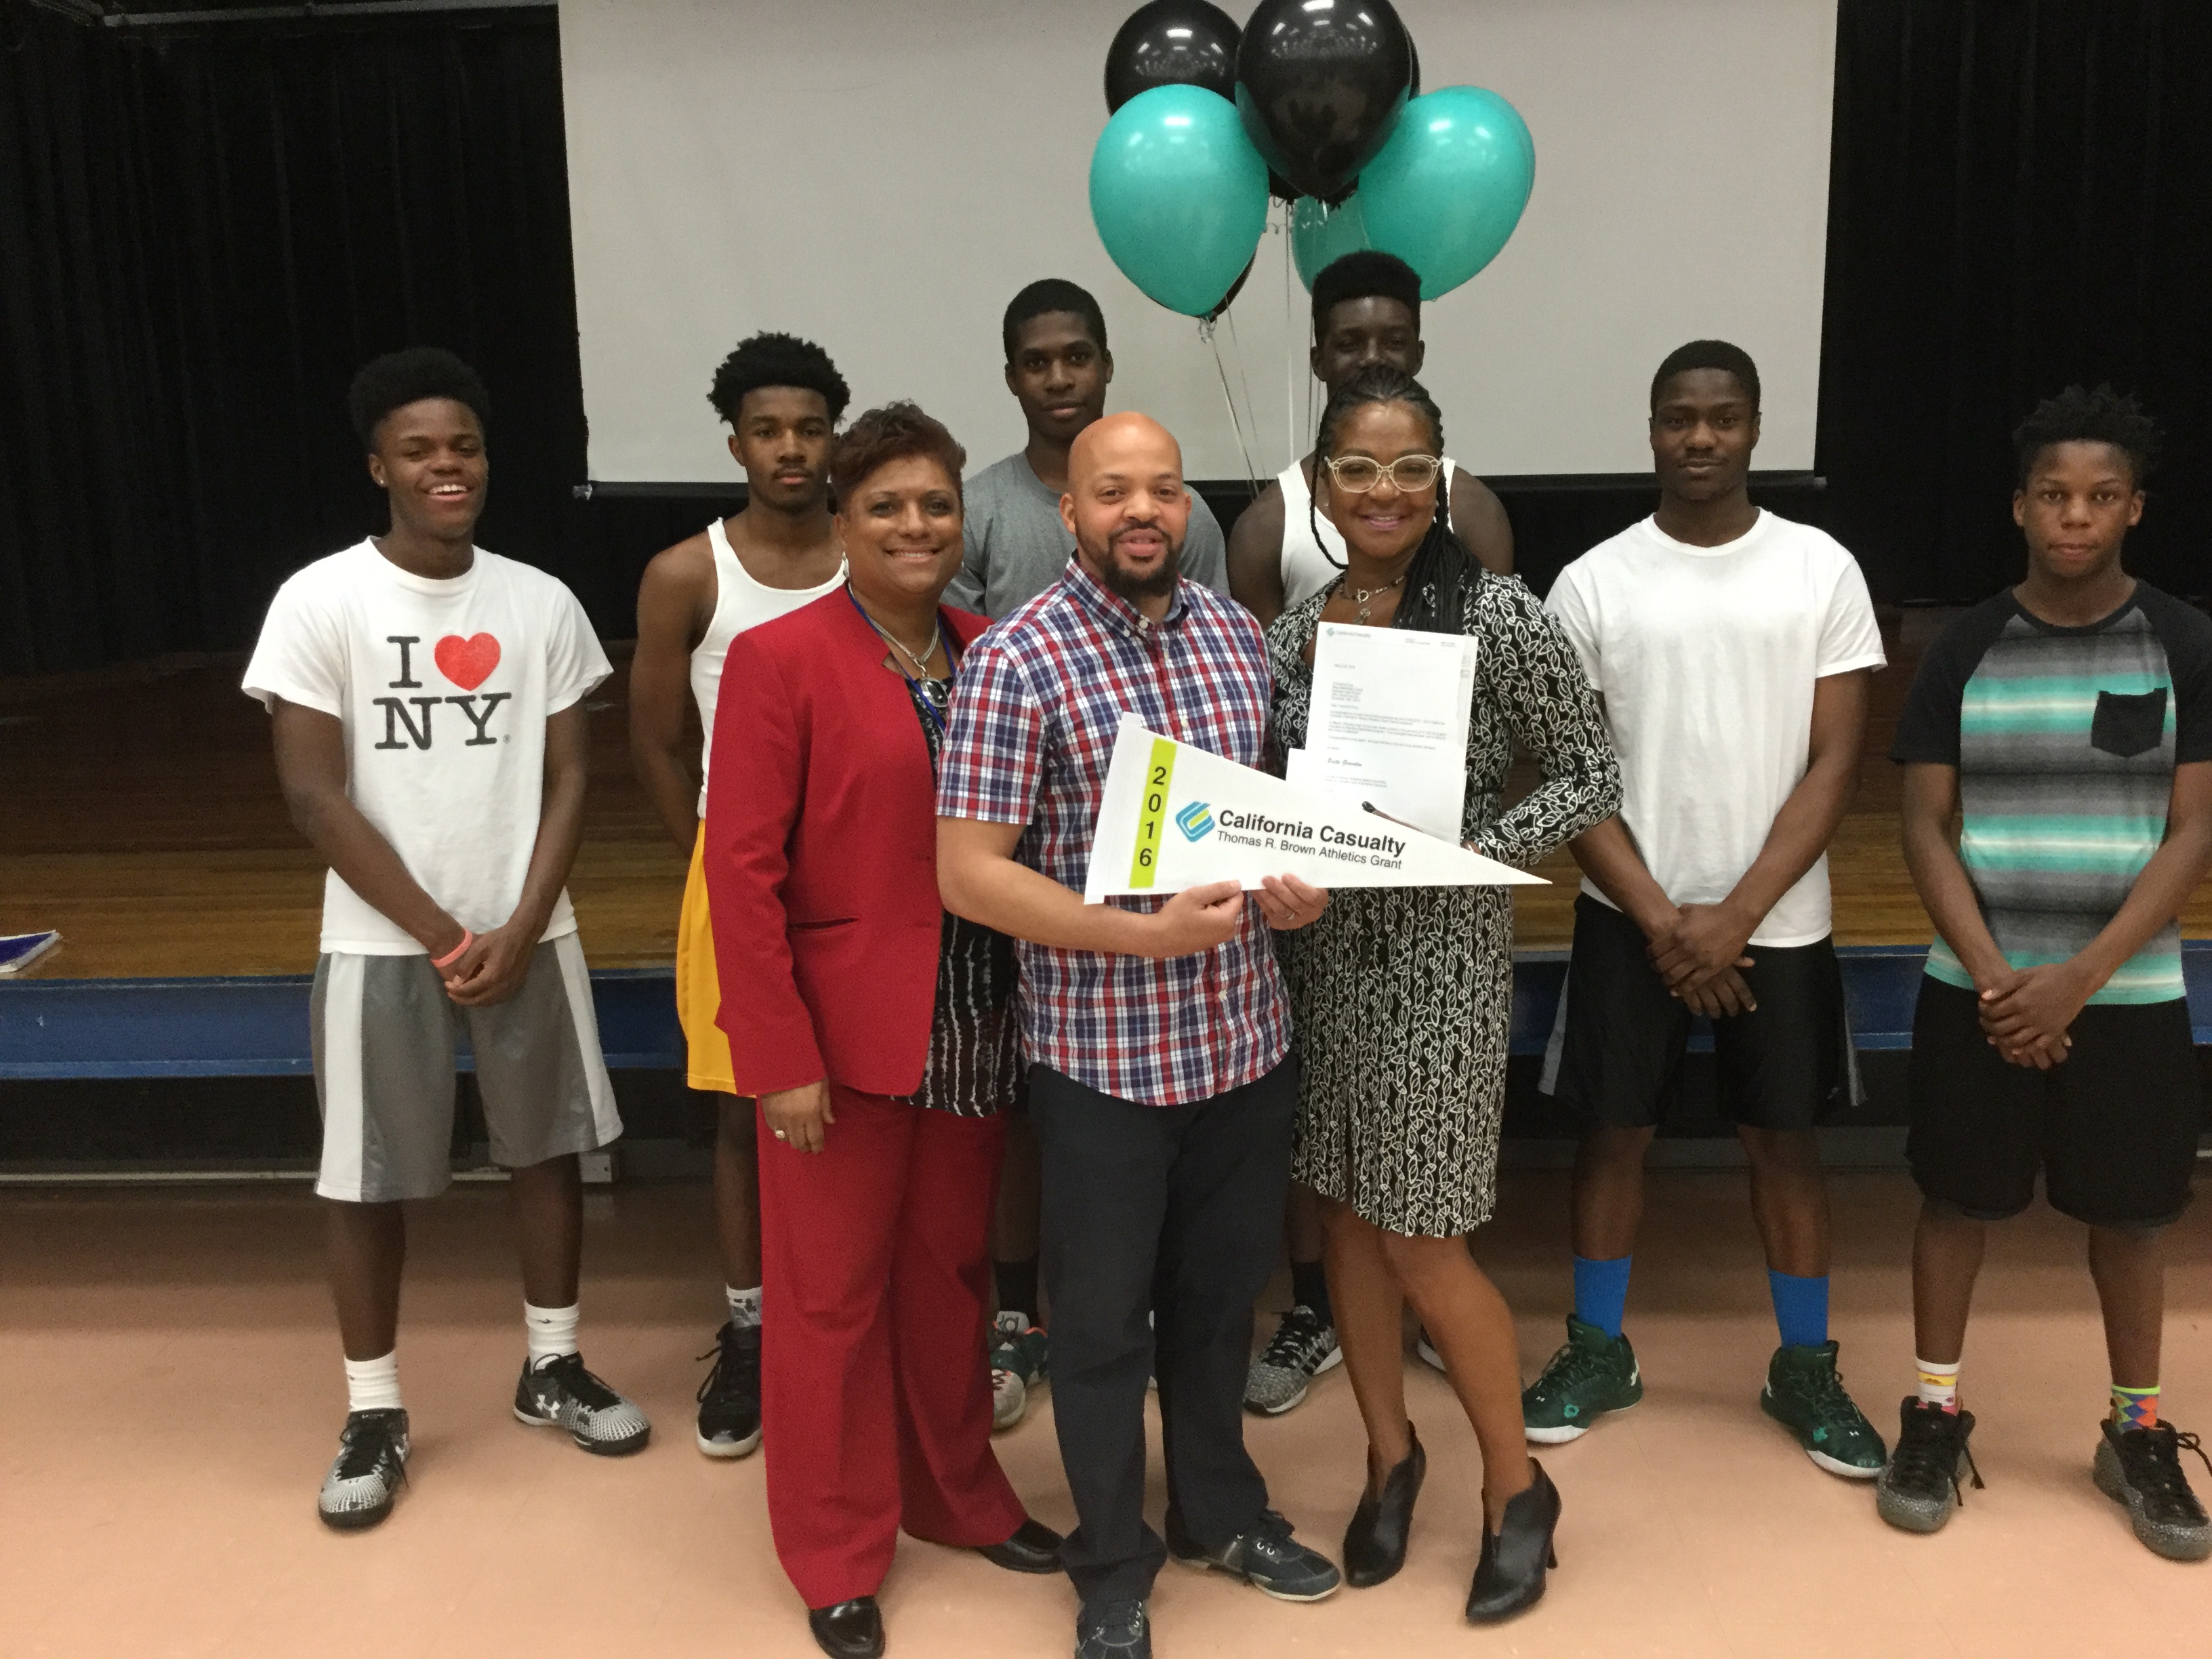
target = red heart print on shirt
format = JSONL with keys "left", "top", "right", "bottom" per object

{"left": 434, "top": 633, "right": 501, "bottom": 691}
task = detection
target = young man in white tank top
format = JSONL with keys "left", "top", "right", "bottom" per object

{"left": 1227, "top": 251, "right": 1513, "bottom": 625}
{"left": 1225, "top": 250, "right": 1517, "bottom": 1420}
{"left": 630, "top": 332, "right": 848, "bottom": 1459}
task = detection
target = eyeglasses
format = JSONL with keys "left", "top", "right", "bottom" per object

{"left": 1321, "top": 453, "right": 1443, "bottom": 494}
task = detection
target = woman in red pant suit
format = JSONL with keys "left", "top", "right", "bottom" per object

{"left": 704, "top": 402, "right": 1061, "bottom": 1659}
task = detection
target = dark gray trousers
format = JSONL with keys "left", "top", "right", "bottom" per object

{"left": 1029, "top": 1056, "right": 1298, "bottom": 1605}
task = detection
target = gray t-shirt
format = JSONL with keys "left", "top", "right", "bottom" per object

{"left": 947, "top": 451, "right": 1230, "bottom": 618}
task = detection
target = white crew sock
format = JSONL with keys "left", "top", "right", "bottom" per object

{"left": 525, "top": 1301, "right": 581, "bottom": 1367}
{"left": 726, "top": 1284, "right": 762, "bottom": 1329}
{"left": 1915, "top": 1354, "right": 1961, "bottom": 1413}
{"left": 344, "top": 1351, "right": 403, "bottom": 1414}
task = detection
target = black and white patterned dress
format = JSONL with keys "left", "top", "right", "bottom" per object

{"left": 1268, "top": 573, "right": 1621, "bottom": 1235}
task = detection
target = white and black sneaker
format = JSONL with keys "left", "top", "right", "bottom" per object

{"left": 318, "top": 1408, "right": 409, "bottom": 1531}
{"left": 514, "top": 1353, "right": 652, "bottom": 1456}
{"left": 1243, "top": 1305, "right": 1342, "bottom": 1416}
{"left": 695, "top": 1320, "right": 762, "bottom": 1458}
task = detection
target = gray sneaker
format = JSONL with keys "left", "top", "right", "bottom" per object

{"left": 318, "top": 1408, "right": 409, "bottom": 1531}
{"left": 1168, "top": 1509, "right": 1342, "bottom": 1602}
{"left": 1875, "top": 1398, "right": 1982, "bottom": 1533}
{"left": 1074, "top": 1599, "right": 1151, "bottom": 1659}
{"left": 513, "top": 1353, "right": 651, "bottom": 1455}
{"left": 1243, "top": 1305, "right": 1341, "bottom": 1416}
{"left": 2093, "top": 1420, "right": 2212, "bottom": 1561}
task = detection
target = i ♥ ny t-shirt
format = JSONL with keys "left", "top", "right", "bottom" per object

{"left": 243, "top": 539, "right": 611, "bottom": 954}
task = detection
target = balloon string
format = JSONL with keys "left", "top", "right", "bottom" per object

{"left": 1198, "top": 316, "right": 1261, "bottom": 499}
{"left": 1284, "top": 213, "right": 1298, "bottom": 472}
{"left": 1223, "top": 308, "right": 1265, "bottom": 491}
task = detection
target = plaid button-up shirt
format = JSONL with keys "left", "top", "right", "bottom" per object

{"left": 937, "top": 558, "right": 1291, "bottom": 1107}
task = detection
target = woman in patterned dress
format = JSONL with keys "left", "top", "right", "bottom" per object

{"left": 1267, "top": 367, "right": 1622, "bottom": 1622}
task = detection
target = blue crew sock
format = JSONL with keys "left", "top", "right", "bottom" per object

{"left": 1572, "top": 1254, "right": 1633, "bottom": 1340}
{"left": 1768, "top": 1270, "right": 1830, "bottom": 1349}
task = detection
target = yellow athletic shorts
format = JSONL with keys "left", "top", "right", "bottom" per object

{"left": 676, "top": 829, "right": 737, "bottom": 1094}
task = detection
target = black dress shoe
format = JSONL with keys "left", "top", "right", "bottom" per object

{"left": 1343, "top": 1427, "right": 1426, "bottom": 1588}
{"left": 975, "top": 1516, "right": 1063, "bottom": 1574}
{"left": 1465, "top": 1460, "right": 1561, "bottom": 1624}
{"left": 806, "top": 1596, "right": 884, "bottom": 1659}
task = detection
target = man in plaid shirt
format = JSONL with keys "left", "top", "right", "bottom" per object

{"left": 939, "top": 413, "right": 1340, "bottom": 1659}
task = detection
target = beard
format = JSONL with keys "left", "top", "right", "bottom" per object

{"left": 1090, "top": 522, "right": 1184, "bottom": 603}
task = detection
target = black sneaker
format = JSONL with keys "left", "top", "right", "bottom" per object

{"left": 513, "top": 1353, "right": 652, "bottom": 1455}
{"left": 1073, "top": 1598, "right": 1151, "bottom": 1659}
{"left": 1875, "top": 1399, "right": 1982, "bottom": 1533}
{"left": 317, "top": 1408, "right": 409, "bottom": 1532}
{"left": 2093, "top": 1420, "right": 2212, "bottom": 1561}
{"left": 1243, "top": 1305, "right": 1342, "bottom": 1416}
{"left": 695, "top": 1321, "right": 762, "bottom": 1458}
{"left": 1168, "top": 1509, "right": 1342, "bottom": 1601}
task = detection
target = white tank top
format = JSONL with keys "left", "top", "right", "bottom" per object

{"left": 689, "top": 516, "right": 846, "bottom": 813}
{"left": 1277, "top": 455, "right": 1460, "bottom": 609}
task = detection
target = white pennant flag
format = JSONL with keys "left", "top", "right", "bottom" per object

{"left": 1084, "top": 715, "right": 1544, "bottom": 901}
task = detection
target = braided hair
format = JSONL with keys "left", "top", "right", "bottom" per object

{"left": 1309, "top": 364, "right": 1473, "bottom": 633}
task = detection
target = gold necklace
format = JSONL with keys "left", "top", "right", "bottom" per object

{"left": 1338, "top": 571, "right": 1407, "bottom": 624}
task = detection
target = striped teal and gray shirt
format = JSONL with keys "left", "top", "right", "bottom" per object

{"left": 1891, "top": 583, "right": 2212, "bottom": 1004}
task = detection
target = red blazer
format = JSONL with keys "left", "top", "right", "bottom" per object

{"left": 702, "top": 590, "right": 991, "bottom": 1099}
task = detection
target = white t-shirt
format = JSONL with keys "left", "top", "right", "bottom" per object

{"left": 243, "top": 539, "right": 613, "bottom": 954}
{"left": 1545, "top": 510, "right": 1885, "bottom": 946}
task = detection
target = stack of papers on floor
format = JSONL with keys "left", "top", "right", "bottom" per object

{"left": 0, "top": 931, "right": 61, "bottom": 975}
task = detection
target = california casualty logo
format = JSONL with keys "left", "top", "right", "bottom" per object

{"left": 1175, "top": 801, "right": 1216, "bottom": 841}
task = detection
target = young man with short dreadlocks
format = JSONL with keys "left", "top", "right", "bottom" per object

{"left": 1879, "top": 386, "right": 2212, "bottom": 1559}
{"left": 1530, "top": 340, "right": 1891, "bottom": 1478}
{"left": 631, "top": 331, "right": 850, "bottom": 1459}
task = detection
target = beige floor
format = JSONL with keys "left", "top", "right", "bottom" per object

{"left": 2, "top": 1168, "right": 2207, "bottom": 1659}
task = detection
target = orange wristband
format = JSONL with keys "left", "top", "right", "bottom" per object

{"left": 430, "top": 929, "right": 474, "bottom": 970}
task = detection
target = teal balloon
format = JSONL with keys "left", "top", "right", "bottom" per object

{"left": 1289, "top": 194, "right": 1372, "bottom": 291}
{"left": 1357, "top": 86, "right": 1534, "bottom": 300}
{"left": 1089, "top": 85, "right": 1269, "bottom": 318}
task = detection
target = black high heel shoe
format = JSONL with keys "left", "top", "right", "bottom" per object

{"left": 1464, "top": 1459, "right": 1561, "bottom": 1624}
{"left": 1343, "top": 1428, "right": 1427, "bottom": 1587}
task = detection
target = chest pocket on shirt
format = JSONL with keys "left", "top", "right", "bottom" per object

{"left": 2091, "top": 687, "right": 2167, "bottom": 758}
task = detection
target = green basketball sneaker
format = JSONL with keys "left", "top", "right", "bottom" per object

{"left": 1761, "top": 1341, "right": 1886, "bottom": 1477}
{"left": 1521, "top": 1315, "right": 1643, "bottom": 1444}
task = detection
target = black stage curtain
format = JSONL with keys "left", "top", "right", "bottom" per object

{"left": 1820, "top": 0, "right": 2212, "bottom": 604}
{"left": 3, "top": 1, "right": 2209, "bottom": 679}
{"left": 0, "top": 2, "right": 691, "bottom": 679}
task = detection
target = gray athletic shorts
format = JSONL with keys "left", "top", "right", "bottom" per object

{"left": 309, "top": 934, "right": 621, "bottom": 1203}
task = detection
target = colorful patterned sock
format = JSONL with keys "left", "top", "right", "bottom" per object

{"left": 1572, "top": 1254, "right": 1633, "bottom": 1340}
{"left": 1915, "top": 1355, "right": 1961, "bottom": 1414}
{"left": 2113, "top": 1382, "right": 2159, "bottom": 1430}
{"left": 1767, "top": 1269, "right": 1830, "bottom": 1349}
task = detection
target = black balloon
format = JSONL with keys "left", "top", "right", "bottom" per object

{"left": 1234, "top": 0, "right": 1414, "bottom": 203}
{"left": 1408, "top": 30, "right": 1420, "bottom": 98}
{"left": 1104, "top": 0, "right": 1241, "bottom": 115}
{"left": 1204, "top": 252, "right": 1256, "bottom": 323}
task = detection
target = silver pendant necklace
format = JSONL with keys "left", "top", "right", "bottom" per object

{"left": 1339, "top": 571, "right": 1407, "bottom": 624}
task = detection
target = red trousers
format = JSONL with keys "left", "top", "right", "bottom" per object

{"left": 756, "top": 1085, "right": 1025, "bottom": 1608}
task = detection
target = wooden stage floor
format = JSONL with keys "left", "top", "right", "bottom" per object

{"left": 3, "top": 609, "right": 2205, "bottom": 981}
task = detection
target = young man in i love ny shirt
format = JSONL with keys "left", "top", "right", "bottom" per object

{"left": 244, "top": 348, "right": 647, "bottom": 1533}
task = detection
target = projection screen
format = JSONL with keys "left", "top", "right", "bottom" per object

{"left": 558, "top": 0, "right": 1838, "bottom": 486}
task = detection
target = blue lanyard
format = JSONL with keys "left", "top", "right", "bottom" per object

{"left": 848, "top": 586, "right": 960, "bottom": 742}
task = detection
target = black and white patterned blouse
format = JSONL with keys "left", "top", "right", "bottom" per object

{"left": 903, "top": 674, "right": 1021, "bottom": 1118}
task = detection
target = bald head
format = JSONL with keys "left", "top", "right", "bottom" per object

{"left": 1060, "top": 412, "right": 1191, "bottom": 612}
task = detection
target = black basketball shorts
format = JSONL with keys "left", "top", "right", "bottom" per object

{"left": 1906, "top": 975, "right": 2202, "bottom": 1229}
{"left": 1542, "top": 893, "right": 1854, "bottom": 1132}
